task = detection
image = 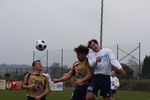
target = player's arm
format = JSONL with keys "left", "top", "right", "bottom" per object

{"left": 22, "top": 84, "right": 36, "bottom": 89}
{"left": 21, "top": 74, "right": 36, "bottom": 89}
{"left": 35, "top": 90, "right": 50, "bottom": 100}
{"left": 75, "top": 72, "right": 92, "bottom": 85}
{"left": 114, "top": 78, "right": 120, "bottom": 88}
{"left": 107, "top": 49, "right": 126, "bottom": 75}
{"left": 35, "top": 78, "right": 50, "bottom": 100}
{"left": 53, "top": 69, "right": 74, "bottom": 83}
{"left": 75, "top": 65, "right": 93, "bottom": 86}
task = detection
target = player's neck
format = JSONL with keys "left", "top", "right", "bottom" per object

{"left": 33, "top": 70, "right": 41, "bottom": 74}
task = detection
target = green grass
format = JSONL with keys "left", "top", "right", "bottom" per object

{"left": 0, "top": 88, "right": 150, "bottom": 100}
{"left": 115, "top": 90, "right": 150, "bottom": 100}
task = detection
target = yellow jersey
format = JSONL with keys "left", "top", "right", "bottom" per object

{"left": 72, "top": 59, "right": 92, "bottom": 86}
{"left": 23, "top": 73, "right": 50, "bottom": 97}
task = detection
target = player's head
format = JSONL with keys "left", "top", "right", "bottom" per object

{"left": 43, "top": 67, "right": 48, "bottom": 73}
{"left": 74, "top": 45, "right": 89, "bottom": 61}
{"left": 32, "top": 60, "right": 42, "bottom": 71}
{"left": 88, "top": 39, "right": 101, "bottom": 52}
{"left": 111, "top": 71, "right": 116, "bottom": 77}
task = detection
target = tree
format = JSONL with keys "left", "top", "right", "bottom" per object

{"left": 49, "top": 62, "right": 69, "bottom": 78}
{"left": 4, "top": 73, "right": 11, "bottom": 78}
{"left": 142, "top": 55, "right": 150, "bottom": 79}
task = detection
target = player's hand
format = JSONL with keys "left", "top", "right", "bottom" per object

{"left": 96, "top": 57, "right": 101, "bottom": 62}
{"left": 52, "top": 78, "right": 58, "bottom": 83}
{"left": 34, "top": 95, "right": 41, "bottom": 100}
{"left": 74, "top": 79, "right": 83, "bottom": 86}
{"left": 119, "top": 68, "right": 126, "bottom": 75}
{"left": 28, "top": 84, "right": 36, "bottom": 89}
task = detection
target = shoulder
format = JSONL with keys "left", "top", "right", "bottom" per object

{"left": 101, "top": 48, "right": 112, "bottom": 52}
{"left": 73, "top": 61, "right": 79, "bottom": 67}
{"left": 89, "top": 49, "right": 93, "bottom": 53}
{"left": 88, "top": 49, "right": 95, "bottom": 54}
{"left": 102, "top": 48, "right": 114, "bottom": 55}
{"left": 24, "top": 73, "right": 31, "bottom": 78}
{"left": 110, "top": 76, "right": 113, "bottom": 80}
{"left": 42, "top": 73, "right": 48, "bottom": 76}
{"left": 41, "top": 73, "right": 46, "bottom": 77}
{"left": 114, "top": 76, "right": 119, "bottom": 80}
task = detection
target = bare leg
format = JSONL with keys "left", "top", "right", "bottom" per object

{"left": 103, "top": 97, "right": 111, "bottom": 100}
{"left": 110, "top": 97, "right": 113, "bottom": 100}
{"left": 86, "top": 92, "right": 95, "bottom": 100}
{"left": 112, "top": 96, "right": 115, "bottom": 100}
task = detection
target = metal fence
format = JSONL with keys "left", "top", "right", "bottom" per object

{"left": 0, "top": 43, "right": 145, "bottom": 80}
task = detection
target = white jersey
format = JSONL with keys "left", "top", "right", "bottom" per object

{"left": 88, "top": 48, "right": 122, "bottom": 75}
{"left": 111, "top": 76, "right": 120, "bottom": 90}
{"left": 42, "top": 73, "right": 52, "bottom": 84}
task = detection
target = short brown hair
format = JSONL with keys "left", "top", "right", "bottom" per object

{"left": 88, "top": 39, "right": 99, "bottom": 48}
{"left": 32, "top": 60, "right": 41, "bottom": 66}
{"left": 74, "top": 45, "right": 89, "bottom": 55}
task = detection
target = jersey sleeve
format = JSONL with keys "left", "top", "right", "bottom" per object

{"left": 86, "top": 62, "right": 92, "bottom": 74}
{"left": 71, "top": 62, "right": 78, "bottom": 75}
{"left": 114, "top": 77, "right": 120, "bottom": 88}
{"left": 107, "top": 49, "right": 122, "bottom": 70}
{"left": 22, "top": 74, "right": 30, "bottom": 85}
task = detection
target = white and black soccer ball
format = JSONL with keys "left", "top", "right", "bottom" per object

{"left": 36, "top": 40, "right": 47, "bottom": 51}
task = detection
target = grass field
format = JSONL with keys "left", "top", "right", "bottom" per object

{"left": 0, "top": 88, "right": 150, "bottom": 100}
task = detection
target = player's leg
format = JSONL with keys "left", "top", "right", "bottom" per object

{"left": 99, "top": 75, "right": 111, "bottom": 100}
{"left": 71, "top": 86, "right": 87, "bottom": 100}
{"left": 103, "top": 97, "right": 111, "bottom": 100}
{"left": 86, "top": 91, "right": 95, "bottom": 100}
{"left": 41, "top": 97, "right": 46, "bottom": 100}
{"left": 27, "top": 96, "right": 35, "bottom": 100}
{"left": 112, "top": 96, "right": 115, "bottom": 100}
{"left": 110, "top": 90, "right": 116, "bottom": 100}
{"left": 86, "top": 75, "right": 99, "bottom": 100}
{"left": 71, "top": 87, "right": 78, "bottom": 100}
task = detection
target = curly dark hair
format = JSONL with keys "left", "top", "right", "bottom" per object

{"left": 74, "top": 45, "right": 89, "bottom": 55}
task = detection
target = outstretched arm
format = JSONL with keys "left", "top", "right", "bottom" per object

{"left": 119, "top": 68, "right": 126, "bottom": 75}
{"left": 53, "top": 70, "right": 73, "bottom": 83}
{"left": 108, "top": 49, "right": 126, "bottom": 75}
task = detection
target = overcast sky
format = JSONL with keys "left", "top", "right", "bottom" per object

{"left": 0, "top": 0, "right": 150, "bottom": 66}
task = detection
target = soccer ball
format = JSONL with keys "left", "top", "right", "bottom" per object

{"left": 36, "top": 40, "right": 47, "bottom": 51}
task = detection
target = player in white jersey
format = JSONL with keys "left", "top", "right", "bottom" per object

{"left": 86, "top": 39, "right": 126, "bottom": 100}
{"left": 42, "top": 68, "right": 52, "bottom": 84}
{"left": 110, "top": 71, "right": 120, "bottom": 100}
{"left": 42, "top": 68, "right": 52, "bottom": 86}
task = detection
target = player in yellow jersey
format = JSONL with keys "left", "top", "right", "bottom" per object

{"left": 22, "top": 60, "right": 50, "bottom": 100}
{"left": 53, "top": 45, "right": 93, "bottom": 100}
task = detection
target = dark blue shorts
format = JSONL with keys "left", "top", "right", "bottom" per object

{"left": 87, "top": 74, "right": 111, "bottom": 97}
{"left": 71, "top": 85, "right": 87, "bottom": 100}
{"left": 111, "top": 90, "right": 117, "bottom": 96}
{"left": 27, "top": 96, "right": 46, "bottom": 100}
